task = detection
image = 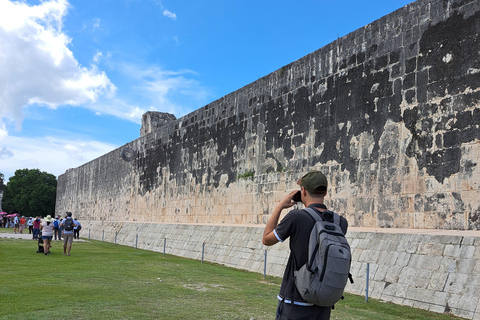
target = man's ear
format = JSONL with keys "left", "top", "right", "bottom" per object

{"left": 301, "top": 186, "right": 308, "bottom": 197}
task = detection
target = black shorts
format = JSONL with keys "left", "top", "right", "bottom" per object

{"left": 276, "top": 300, "right": 331, "bottom": 320}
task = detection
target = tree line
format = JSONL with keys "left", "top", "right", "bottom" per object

{"left": 0, "top": 169, "right": 57, "bottom": 217}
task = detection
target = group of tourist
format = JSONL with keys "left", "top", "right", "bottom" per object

{"left": 37, "top": 212, "right": 82, "bottom": 256}
{"left": 1, "top": 212, "right": 82, "bottom": 256}
{"left": 0, "top": 214, "right": 27, "bottom": 232}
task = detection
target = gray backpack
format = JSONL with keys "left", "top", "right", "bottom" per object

{"left": 294, "top": 208, "right": 352, "bottom": 307}
{"left": 64, "top": 218, "right": 74, "bottom": 231}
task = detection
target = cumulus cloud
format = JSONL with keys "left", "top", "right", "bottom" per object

{"left": 0, "top": 0, "right": 115, "bottom": 131}
{"left": 163, "top": 9, "right": 176, "bottom": 20}
{"left": 0, "top": 133, "right": 117, "bottom": 182}
{"left": 0, "top": 0, "right": 210, "bottom": 183}
{"left": 115, "top": 63, "right": 210, "bottom": 119}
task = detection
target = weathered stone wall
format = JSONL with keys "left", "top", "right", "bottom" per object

{"left": 81, "top": 220, "right": 480, "bottom": 319}
{"left": 55, "top": 1, "right": 480, "bottom": 317}
{"left": 56, "top": 0, "right": 480, "bottom": 230}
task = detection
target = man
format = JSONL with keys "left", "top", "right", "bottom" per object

{"left": 19, "top": 216, "right": 26, "bottom": 234}
{"left": 13, "top": 214, "right": 19, "bottom": 234}
{"left": 262, "top": 171, "right": 348, "bottom": 320}
{"left": 73, "top": 218, "right": 82, "bottom": 239}
{"left": 53, "top": 216, "right": 62, "bottom": 240}
{"left": 61, "top": 212, "right": 76, "bottom": 256}
{"left": 27, "top": 217, "right": 34, "bottom": 234}
{"left": 32, "top": 216, "right": 41, "bottom": 240}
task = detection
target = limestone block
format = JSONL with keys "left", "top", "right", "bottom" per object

{"left": 384, "top": 265, "right": 404, "bottom": 283}
{"left": 359, "top": 249, "right": 381, "bottom": 263}
{"left": 447, "top": 293, "right": 476, "bottom": 319}
{"left": 394, "top": 252, "right": 411, "bottom": 267}
{"left": 443, "top": 273, "right": 469, "bottom": 294}
{"left": 398, "top": 267, "right": 418, "bottom": 286}
{"left": 421, "top": 255, "right": 443, "bottom": 271}
{"left": 372, "top": 264, "right": 389, "bottom": 281}
{"left": 443, "top": 244, "right": 461, "bottom": 258}
{"left": 417, "top": 241, "right": 445, "bottom": 255}
{"left": 425, "top": 270, "right": 447, "bottom": 290}
{"left": 458, "top": 258, "right": 476, "bottom": 274}
{"left": 378, "top": 250, "right": 399, "bottom": 266}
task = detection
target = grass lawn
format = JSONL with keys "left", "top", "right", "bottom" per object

{"left": 0, "top": 230, "right": 465, "bottom": 320}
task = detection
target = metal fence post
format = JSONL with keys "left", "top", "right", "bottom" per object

{"left": 201, "top": 241, "right": 205, "bottom": 263}
{"left": 264, "top": 250, "right": 267, "bottom": 278}
{"left": 135, "top": 234, "right": 138, "bottom": 249}
{"left": 115, "top": 231, "right": 117, "bottom": 245}
{"left": 366, "top": 263, "right": 370, "bottom": 302}
{"left": 88, "top": 229, "right": 90, "bottom": 239}
{"left": 102, "top": 230, "right": 104, "bottom": 242}
{"left": 163, "top": 238, "right": 166, "bottom": 256}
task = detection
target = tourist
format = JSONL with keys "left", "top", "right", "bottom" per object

{"left": 13, "top": 214, "right": 19, "bottom": 234}
{"left": 19, "top": 216, "right": 26, "bottom": 234}
{"left": 32, "top": 216, "right": 41, "bottom": 240}
{"left": 40, "top": 215, "right": 54, "bottom": 255}
{"left": 54, "top": 216, "right": 62, "bottom": 241}
{"left": 262, "top": 171, "right": 348, "bottom": 320}
{"left": 27, "top": 217, "right": 34, "bottom": 234}
{"left": 73, "top": 218, "right": 82, "bottom": 239}
{"left": 61, "top": 212, "right": 76, "bottom": 256}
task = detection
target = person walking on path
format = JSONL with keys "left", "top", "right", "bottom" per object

{"left": 13, "top": 214, "right": 19, "bottom": 234}
{"left": 40, "top": 215, "right": 54, "bottom": 255}
{"left": 73, "top": 218, "right": 82, "bottom": 239}
{"left": 19, "top": 216, "right": 26, "bottom": 234}
{"left": 53, "top": 216, "right": 62, "bottom": 240}
{"left": 61, "top": 212, "right": 76, "bottom": 256}
{"left": 262, "top": 171, "right": 348, "bottom": 320}
{"left": 27, "top": 217, "right": 33, "bottom": 234}
{"left": 32, "top": 216, "right": 41, "bottom": 240}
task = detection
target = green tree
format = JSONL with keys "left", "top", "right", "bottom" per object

{"left": 2, "top": 169, "right": 57, "bottom": 217}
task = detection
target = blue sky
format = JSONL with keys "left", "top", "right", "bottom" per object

{"left": 0, "top": 0, "right": 413, "bottom": 182}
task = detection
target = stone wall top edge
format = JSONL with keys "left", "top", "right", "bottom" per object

{"left": 86, "top": 220, "right": 265, "bottom": 229}
{"left": 84, "top": 221, "right": 480, "bottom": 239}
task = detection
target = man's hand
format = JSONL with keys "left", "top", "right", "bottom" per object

{"left": 262, "top": 190, "right": 299, "bottom": 246}
{"left": 278, "top": 190, "right": 299, "bottom": 209}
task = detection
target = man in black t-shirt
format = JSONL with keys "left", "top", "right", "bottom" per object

{"left": 262, "top": 171, "right": 348, "bottom": 320}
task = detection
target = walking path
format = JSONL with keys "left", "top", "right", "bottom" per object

{"left": 0, "top": 232, "right": 87, "bottom": 241}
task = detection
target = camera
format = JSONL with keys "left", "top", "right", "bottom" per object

{"left": 292, "top": 190, "right": 302, "bottom": 202}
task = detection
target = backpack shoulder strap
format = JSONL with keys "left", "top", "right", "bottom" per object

{"left": 303, "top": 207, "right": 322, "bottom": 222}
{"left": 305, "top": 208, "right": 342, "bottom": 227}
{"left": 329, "top": 211, "right": 340, "bottom": 226}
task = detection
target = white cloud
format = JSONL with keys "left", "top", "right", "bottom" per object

{"left": 0, "top": 0, "right": 115, "bottom": 130}
{"left": 163, "top": 9, "right": 176, "bottom": 20}
{"left": 0, "top": 133, "right": 117, "bottom": 182}
{"left": 114, "top": 63, "right": 210, "bottom": 119}
{"left": 92, "top": 17, "right": 101, "bottom": 29}
{"left": 0, "top": 0, "right": 211, "bottom": 183}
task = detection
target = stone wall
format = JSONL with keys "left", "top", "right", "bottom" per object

{"left": 81, "top": 220, "right": 480, "bottom": 319}
{"left": 56, "top": 0, "right": 480, "bottom": 230}
{"left": 54, "top": 0, "right": 480, "bottom": 317}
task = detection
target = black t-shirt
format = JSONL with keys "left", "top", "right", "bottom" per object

{"left": 274, "top": 204, "right": 348, "bottom": 304}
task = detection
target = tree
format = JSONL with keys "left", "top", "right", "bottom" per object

{"left": 2, "top": 169, "right": 57, "bottom": 217}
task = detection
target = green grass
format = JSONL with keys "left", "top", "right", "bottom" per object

{"left": 0, "top": 232, "right": 465, "bottom": 320}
